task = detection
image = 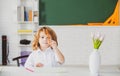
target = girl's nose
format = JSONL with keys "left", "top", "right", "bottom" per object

{"left": 44, "top": 38, "right": 47, "bottom": 41}
{"left": 44, "top": 37, "right": 49, "bottom": 42}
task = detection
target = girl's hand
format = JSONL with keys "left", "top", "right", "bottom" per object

{"left": 49, "top": 40, "right": 57, "bottom": 49}
{"left": 36, "top": 63, "right": 44, "bottom": 67}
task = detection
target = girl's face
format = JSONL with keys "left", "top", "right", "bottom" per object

{"left": 39, "top": 31, "right": 51, "bottom": 50}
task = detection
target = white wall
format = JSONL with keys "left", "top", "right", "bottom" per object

{"left": 0, "top": 0, "right": 19, "bottom": 64}
{"left": 49, "top": 26, "right": 120, "bottom": 66}
{"left": 0, "top": 0, "right": 120, "bottom": 66}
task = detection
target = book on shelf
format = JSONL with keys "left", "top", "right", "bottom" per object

{"left": 24, "top": 8, "right": 28, "bottom": 21}
{"left": 17, "top": 6, "right": 25, "bottom": 22}
{"left": 28, "top": 10, "right": 33, "bottom": 21}
{"left": 17, "top": 6, "right": 33, "bottom": 22}
{"left": 17, "top": 30, "right": 32, "bottom": 33}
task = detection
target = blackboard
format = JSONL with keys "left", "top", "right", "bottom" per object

{"left": 39, "top": 0, "right": 118, "bottom": 25}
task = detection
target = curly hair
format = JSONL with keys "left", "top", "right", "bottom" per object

{"left": 32, "top": 26, "right": 58, "bottom": 50}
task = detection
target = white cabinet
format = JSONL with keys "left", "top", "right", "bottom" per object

{"left": 17, "top": 0, "right": 39, "bottom": 52}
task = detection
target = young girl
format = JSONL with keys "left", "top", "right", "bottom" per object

{"left": 24, "top": 26, "right": 65, "bottom": 68}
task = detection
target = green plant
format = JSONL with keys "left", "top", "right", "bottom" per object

{"left": 91, "top": 32, "right": 104, "bottom": 49}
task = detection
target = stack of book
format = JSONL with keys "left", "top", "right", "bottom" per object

{"left": 18, "top": 29, "right": 32, "bottom": 34}
{"left": 17, "top": 6, "right": 33, "bottom": 22}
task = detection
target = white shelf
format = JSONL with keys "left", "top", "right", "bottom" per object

{"left": 18, "top": 21, "right": 38, "bottom": 24}
{"left": 17, "top": 0, "right": 38, "bottom": 52}
{"left": 17, "top": 0, "right": 39, "bottom": 24}
{"left": 18, "top": 21, "right": 34, "bottom": 24}
{"left": 19, "top": 44, "right": 32, "bottom": 47}
{"left": 18, "top": 32, "right": 33, "bottom": 35}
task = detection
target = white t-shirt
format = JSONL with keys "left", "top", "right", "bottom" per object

{"left": 24, "top": 47, "right": 60, "bottom": 68}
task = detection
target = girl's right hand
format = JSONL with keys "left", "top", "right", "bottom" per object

{"left": 36, "top": 63, "right": 44, "bottom": 67}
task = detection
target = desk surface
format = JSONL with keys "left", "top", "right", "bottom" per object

{"left": 0, "top": 66, "right": 120, "bottom": 76}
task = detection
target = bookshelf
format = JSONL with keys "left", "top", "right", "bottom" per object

{"left": 17, "top": 0, "right": 39, "bottom": 53}
{"left": 17, "top": 0, "right": 39, "bottom": 23}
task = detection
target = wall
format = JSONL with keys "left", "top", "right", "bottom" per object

{"left": 0, "top": 0, "right": 120, "bottom": 66}
{"left": 0, "top": 0, "right": 19, "bottom": 64}
{"left": 49, "top": 26, "right": 120, "bottom": 66}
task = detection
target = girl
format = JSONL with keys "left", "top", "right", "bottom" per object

{"left": 24, "top": 26, "right": 65, "bottom": 68}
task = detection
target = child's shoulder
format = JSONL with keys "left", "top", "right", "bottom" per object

{"left": 31, "top": 49, "right": 40, "bottom": 54}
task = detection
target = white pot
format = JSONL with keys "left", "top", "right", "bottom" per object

{"left": 89, "top": 49, "right": 101, "bottom": 76}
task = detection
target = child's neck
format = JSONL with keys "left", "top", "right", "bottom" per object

{"left": 40, "top": 47, "right": 49, "bottom": 51}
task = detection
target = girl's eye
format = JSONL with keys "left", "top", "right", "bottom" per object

{"left": 41, "top": 36, "right": 44, "bottom": 39}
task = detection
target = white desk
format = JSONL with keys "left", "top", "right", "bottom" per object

{"left": 0, "top": 66, "right": 120, "bottom": 76}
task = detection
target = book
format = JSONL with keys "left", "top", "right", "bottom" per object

{"left": 18, "top": 30, "right": 32, "bottom": 34}
{"left": 17, "top": 6, "right": 25, "bottom": 22}
{"left": 24, "top": 7, "right": 28, "bottom": 21}
{"left": 28, "top": 10, "right": 33, "bottom": 21}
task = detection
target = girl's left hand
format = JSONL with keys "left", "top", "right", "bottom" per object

{"left": 36, "top": 63, "right": 44, "bottom": 67}
{"left": 49, "top": 40, "right": 57, "bottom": 49}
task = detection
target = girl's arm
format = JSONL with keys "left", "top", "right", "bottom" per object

{"left": 25, "top": 52, "right": 44, "bottom": 68}
{"left": 24, "top": 53, "right": 34, "bottom": 68}
{"left": 50, "top": 40, "right": 65, "bottom": 64}
{"left": 53, "top": 47, "right": 65, "bottom": 64}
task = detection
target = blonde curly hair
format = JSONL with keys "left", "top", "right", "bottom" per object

{"left": 32, "top": 26, "right": 58, "bottom": 50}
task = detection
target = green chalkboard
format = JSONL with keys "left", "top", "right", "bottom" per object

{"left": 39, "top": 0, "right": 118, "bottom": 25}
